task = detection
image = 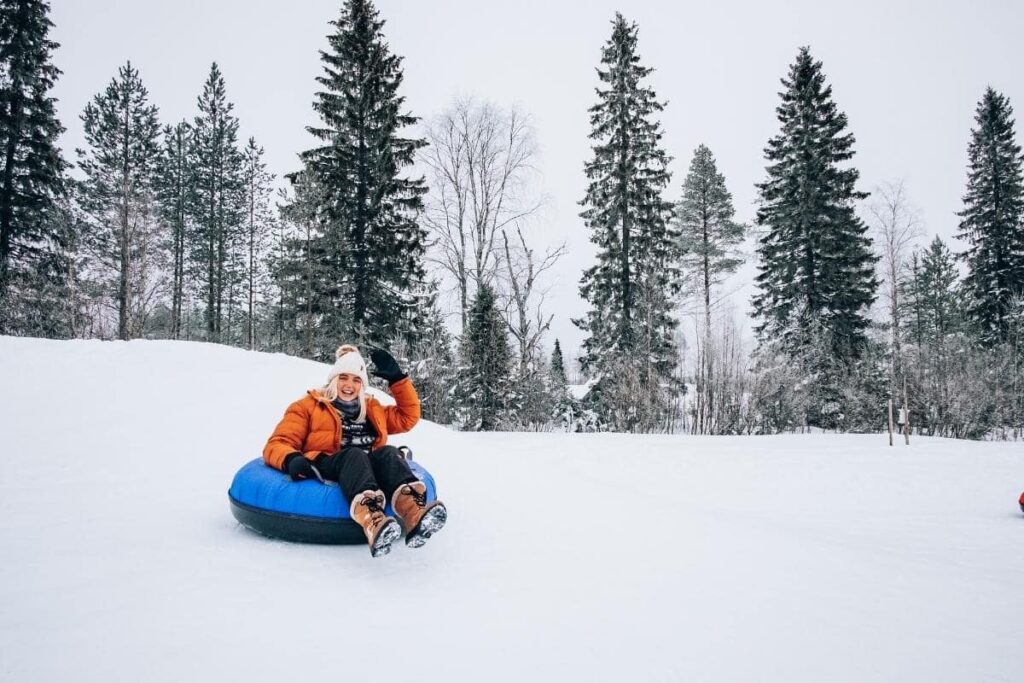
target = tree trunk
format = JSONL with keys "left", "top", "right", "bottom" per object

{"left": 888, "top": 398, "right": 894, "bottom": 446}
{"left": 248, "top": 184, "right": 255, "bottom": 350}
{"left": 702, "top": 201, "right": 713, "bottom": 435}
{"left": 0, "top": 90, "right": 21, "bottom": 302}
{"left": 118, "top": 98, "right": 132, "bottom": 340}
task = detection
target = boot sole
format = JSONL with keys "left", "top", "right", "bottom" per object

{"left": 406, "top": 503, "right": 447, "bottom": 549}
{"left": 370, "top": 518, "right": 402, "bottom": 558}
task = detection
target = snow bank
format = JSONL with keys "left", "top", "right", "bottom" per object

{"left": 1, "top": 336, "right": 1022, "bottom": 682}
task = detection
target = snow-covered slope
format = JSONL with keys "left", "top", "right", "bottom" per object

{"left": 1, "top": 337, "right": 1022, "bottom": 682}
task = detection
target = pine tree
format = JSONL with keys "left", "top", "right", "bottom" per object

{"left": 456, "top": 283, "right": 514, "bottom": 431}
{"left": 76, "top": 62, "right": 163, "bottom": 340}
{"left": 675, "top": 144, "right": 745, "bottom": 433}
{"left": 154, "top": 120, "right": 193, "bottom": 339}
{"left": 753, "top": 47, "right": 877, "bottom": 363}
{"left": 300, "top": 0, "right": 428, "bottom": 348}
{"left": 240, "top": 137, "right": 274, "bottom": 350}
{"left": 574, "top": 13, "right": 681, "bottom": 432}
{"left": 0, "top": 0, "right": 67, "bottom": 330}
{"left": 956, "top": 87, "right": 1024, "bottom": 345}
{"left": 190, "top": 63, "right": 244, "bottom": 343}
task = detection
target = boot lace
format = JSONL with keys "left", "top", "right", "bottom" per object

{"left": 401, "top": 484, "right": 426, "bottom": 508}
{"left": 360, "top": 494, "right": 385, "bottom": 524}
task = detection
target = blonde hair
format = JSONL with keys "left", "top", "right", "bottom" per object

{"left": 318, "top": 344, "right": 367, "bottom": 422}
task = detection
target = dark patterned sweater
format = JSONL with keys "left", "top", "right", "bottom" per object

{"left": 331, "top": 398, "right": 379, "bottom": 450}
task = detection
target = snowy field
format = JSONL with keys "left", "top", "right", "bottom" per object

{"left": 1, "top": 336, "right": 1022, "bottom": 682}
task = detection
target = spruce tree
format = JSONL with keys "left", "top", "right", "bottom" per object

{"left": 909, "top": 237, "right": 964, "bottom": 344}
{"left": 274, "top": 170, "right": 340, "bottom": 358}
{"left": 675, "top": 144, "right": 745, "bottom": 433}
{"left": 956, "top": 87, "right": 1024, "bottom": 345}
{"left": 574, "top": 13, "right": 681, "bottom": 432}
{"left": 155, "top": 120, "right": 193, "bottom": 339}
{"left": 753, "top": 47, "right": 877, "bottom": 363}
{"left": 190, "top": 63, "right": 244, "bottom": 343}
{"left": 900, "top": 237, "right": 981, "bottom": 436}
{"left": 0, "top": 0, "right": 67, "bottom": 328}
{"left": 456, "top": 283, "right": 514, "bottom": 431}
{"left": 550, "top": 338, "right": 567, "bottom": 387}
{"left": 548, "top": 338, "right": 578, "bottom": 431}
{"left": 300, "top": 0, "right": 428, "bottom": 348}
{"left": 76, "top": 62, "right": 163, "bottom": 340}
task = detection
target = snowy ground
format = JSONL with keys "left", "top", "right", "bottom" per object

{"left": 1, "top": 337, "right": 1022, "bottom": 682}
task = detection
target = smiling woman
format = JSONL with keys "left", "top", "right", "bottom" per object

{"left": 256, "top": 344, "right": 447, "bottom": 557}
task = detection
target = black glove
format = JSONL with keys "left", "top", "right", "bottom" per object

{"left": 369, "top": 347, "right": 407, "bottom": 383}
{"left": 284, "top": 453, "right": 324, "bottom": 483}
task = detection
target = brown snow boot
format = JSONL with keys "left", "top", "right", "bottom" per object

{"left": 350, "top": 490, "right": 401, "bottom": 558}
{"left": 391, "top": 481, "right": 447, "bottom": 548}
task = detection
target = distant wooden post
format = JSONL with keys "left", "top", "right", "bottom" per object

{"left": 902, "top": 375, "right": 910, "bottom": 445}
{"left": 888, "top": 398, "right": 894, "bottom": 446}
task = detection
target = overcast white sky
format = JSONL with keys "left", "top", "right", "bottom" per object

{"left": 49, "top": 0, "right": 1023, "bottom": 362}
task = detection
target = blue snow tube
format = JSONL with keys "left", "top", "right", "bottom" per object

{"left": 228, "top": 456, "right": 438, "bottom": 544}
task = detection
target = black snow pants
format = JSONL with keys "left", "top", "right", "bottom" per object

{"left": 316, "top": 445, "right": 418, "bottom": 502}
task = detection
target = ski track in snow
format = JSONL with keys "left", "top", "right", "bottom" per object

{"left": 0, "top": 337, "right": 1022, "bottom": 682}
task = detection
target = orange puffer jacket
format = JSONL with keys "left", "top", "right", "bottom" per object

{"left": 263, "top": 377, "right": 420, "bottom": 471}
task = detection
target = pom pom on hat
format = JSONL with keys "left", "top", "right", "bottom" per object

{"left": 328, "top": 344, "right": 370, "bottom": 388}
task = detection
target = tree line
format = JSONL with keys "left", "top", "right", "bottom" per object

{"left": 1, "top": 0, "right": 1021, "bottom": 438}
{"left": 572, "top": 16, "right": 1022, "bottom": 438}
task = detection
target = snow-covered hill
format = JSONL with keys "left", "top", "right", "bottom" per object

{"left": 1, "top": 337, "right": 1022, "bottom": 682}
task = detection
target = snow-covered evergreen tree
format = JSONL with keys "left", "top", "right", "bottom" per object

{"left": 574, "top": 13, "right": 681, "bottom": 432}
{"left": 240, "top": 137, "right": 274, "bottom": 350}
{"left": 154, "top": 121, "right": 193, "bottom": 339}
{"left": 300, "top": 0, "right": 428, "bottom": 348}
{"left": 956, "top": 87, "right": 1024, "bottom": 345}
{"left": 550, "top": 339, "right": 567, "bottom": 388}
{"left": 897, "top": 237, "right": 1015, "bottom": 438}
{"left": 273, "top": 170, "right": 340, "bottom": 359}
{"left": 190, "top": 63, "right": 244, "bottom": 344}
{"left": 548, "top": 338, "right": 579, "bottom": 431}
{"left": 675, "top": 144, "right": 745, "bottom": 434}
{"left": 456, "top": 283, "right": 515, "bottom": 431}
{"left": 749, "top": 315, "right": 887, "bottom": 434}
{"left": 76, "top": 62, "right": 163, "bottom": 340}
{"left": 0, "top": 0, "right": 67, "bottom": 332}
{"left": 902, "top": 237, "right": 965, "bottom": 348}
{"left": 753, "top": 47, "right": 877, "bottom": 363}
{"left": 7, "top": 194, "right": 79, "bottom": 337}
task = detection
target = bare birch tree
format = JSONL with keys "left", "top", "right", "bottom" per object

{"left": 422, "top": 98, "right": 542, "bottom": 332}
{"left": 868, "top": 180, "right": 923, "bottom": 394}
{"left": 500, "top": 226, "right": 565, "bottom": 371}
{"left": 497, "top": 225, "right": 566, "bottom": 426}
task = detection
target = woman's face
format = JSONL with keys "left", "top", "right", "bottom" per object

{"left": 335, "top": 372, "right": 362, "bottom": 401}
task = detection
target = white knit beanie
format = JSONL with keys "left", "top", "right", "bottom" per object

{"left": 328, "top": 344, "right": 370, "bottom": 388}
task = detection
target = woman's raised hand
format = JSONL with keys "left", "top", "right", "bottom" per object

{"left": 369, "top": 347, "right": 407, "bottom": 383}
